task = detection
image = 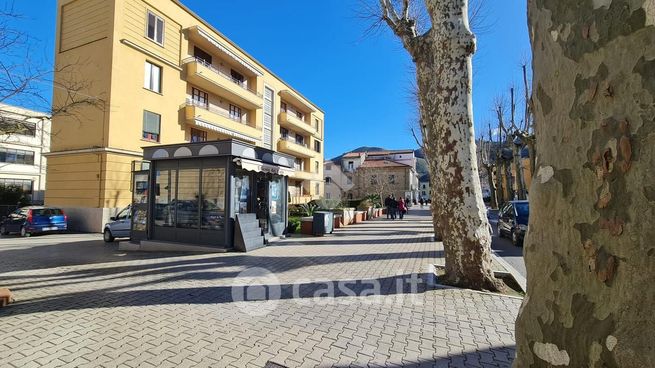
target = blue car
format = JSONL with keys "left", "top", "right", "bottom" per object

{"left": 0, "top": 206, "right": 68, "bottom": 237}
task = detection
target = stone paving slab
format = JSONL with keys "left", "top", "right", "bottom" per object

{"left": 0, "top": 209, "right": 520, "bottom": 367}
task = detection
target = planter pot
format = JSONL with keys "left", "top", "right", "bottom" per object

{"left": 334, "top": 208, "right": 355, "bottom": 225}
{"left": 354, "top": 211, "right": 365, "bottom": 224}
{"left": 334, "top": 215, "right": 344, "bottom": 228}
{"left": 300, "top": 217, "right": 313, "bottom": 235}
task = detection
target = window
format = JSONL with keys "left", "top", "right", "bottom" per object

{"left": 325, "top": 164, "right": 332, "bottom": 171}
{"left": 370, "top": 175, "right": 378, "bottom": 185}
{"left": 295, "top": 134, "right": 304, "bottom": 146}
{"left": 146, "top": 11, "right": 164, "bottom": 45}
{"left": 314, "top": 161, "right": 319, "bottom": 173}
{"left": 346, "top": 176, "right": 352, "bottom": 185}
{"left": 389, "top": 175, "right": 396, "bottom": 184}
{"left": 296, "top": 110, "right": 304, "bottom": 120}
{"left": 0, "top": 119, "right": 36, "bottom": 136}
{"left": 315, "top": 183, "right": 320, "bottom": 195}
{"left": 191, "top": 88, "right": 208, "bottom": 108}
{"left": 280, "top": 102, "right": 287, "bottom": 112}
{"left": 144, "top": 61, "right": 162, "bottom": 93}
{"left": 0, "top": 148, "right": 35, "bottom": 165}
{"left": 280, "top": 127, "right": 289, "bottom": 139}
{"left": 229, "top": 104, "right": 242, "bottom": 121}
{"left": 190, "top": 128, "right": 207, "bottom": 143}
{"left": 0, "top": 178, "right": 33, "bottom": 194}
{"left": 193, "top": 46, "right": 212, "bottom": 65}
{"left": 230, "top": 70, "right": 245, "bottom": 86}
{"left": 142, "top": 110, "right": 161, "bottom": 142}
{"left": 294, "top": 158, "right": 303, "bottom": 171}
{"left": 314, "top": 141, "right": 321, "bottom": 153}
{"left": 315, "top": 118, "right": 321, "bottom": 131}
{"left": 325, "top": 177, "right": 332, "bottom": 184}
{"left": 326, "top": 192, "right": 331, "bottom": 199}
{"left": 347, "top": 161, "right": 354, "bottom": 170}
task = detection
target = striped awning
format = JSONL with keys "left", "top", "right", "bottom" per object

{"left": 193, "top": 26, "right": 263, "bottom": 77}
{"left": 194, "top": 119, "right": 259, "bottom": 143}
{"left": 234, "top": 158, "right": 295, "bottom": 177}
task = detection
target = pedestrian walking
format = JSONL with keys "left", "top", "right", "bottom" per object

{"left": 398, "top": 197, "right": 407, "bottom": 219}
{"left": 384, "top": 195, "right": 393, "bottom": 219}
{"left": 419, "top": 198, "right": 424, "bottom": 207}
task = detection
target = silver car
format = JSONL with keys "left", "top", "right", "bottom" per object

{"left": 103, "top": 205, "right": 131, "bottom": 242}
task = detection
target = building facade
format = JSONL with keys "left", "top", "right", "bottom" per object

{"left": 335, "top": 149, "right": 419, "bottom": 201}
{"left": 419, "top": 173, "right": 430, "bottom": 201}
{"left": 0, "top": 104, "right": 50, "bottom": 206}
{"left": 323, "top": 159, "right": 353, "bottom": 200}
{"left": 48, "top": 0, "right": 325, "bottom": 231}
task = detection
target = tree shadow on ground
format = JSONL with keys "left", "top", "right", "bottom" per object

{"left": 1, "top": 272, "right": 450, "bottom": 316}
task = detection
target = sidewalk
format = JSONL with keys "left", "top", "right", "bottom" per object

{"left": 0, "top": 209, "right": 520, "bottom": 367}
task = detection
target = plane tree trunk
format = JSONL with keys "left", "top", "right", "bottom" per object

{"left": 514, "top": 1, "right": 655, "bottom": 366}
{"left": 379, "top": 0, "right": 502, "bottom": 291}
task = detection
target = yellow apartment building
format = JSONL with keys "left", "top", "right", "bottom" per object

{"left": 47, "top": 0, "right": 325, "bottom": 232}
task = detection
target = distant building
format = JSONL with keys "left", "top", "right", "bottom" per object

{"left": 0, "top": 104, "right": 50, "bottom": 205}
{"left": 419, "top": 173, "right": 430, "bottom": 200}
{"left": 332, "top": 149, "right": 419, "bottom": 201}
{"left": 324, "top": 160, "right": 353, "bottom": 200}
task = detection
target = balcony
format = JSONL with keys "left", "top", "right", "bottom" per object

{"left": 183, "top": 100, "right": 262, "bottom": 143}
{"left": 277, "top": 137, "right": 317, "bottom": 158}
{"left": 290, "top": 170, "right": 319, "bottom": 181}
{"left": 278, "top": 111, "right": 318, "bottom": 136}
{"left": 279, "top": 89, "right": 316, "bottom": 113}
{"left": 183, "top": 57, "right": 262, "bottom": 110}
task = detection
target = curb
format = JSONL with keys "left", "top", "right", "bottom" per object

{"left": 491, "top": 251, "right": 527, "bottom": 293}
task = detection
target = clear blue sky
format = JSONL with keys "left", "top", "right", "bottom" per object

{"left": 5, "top": 0, "right": 530, "bottom": 159}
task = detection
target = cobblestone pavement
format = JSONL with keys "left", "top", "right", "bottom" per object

{"left": 0, "top": 209, "right": 521, "bottom": 367}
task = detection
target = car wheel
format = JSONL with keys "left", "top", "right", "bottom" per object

{"left": 20, "top": 226, "right": 30, "bottom": 237}
{"left": 103, "top": 228, "right": 115, "bottom": 242}
{"left": 512, "top": 229, "right": 522, "bottom": 247}
{"left": 0, "top": 225, "right": 7, "bottom": 235}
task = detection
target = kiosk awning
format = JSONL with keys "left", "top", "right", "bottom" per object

{"left": 234, "top": 158, "right": 294, "bottom": 177}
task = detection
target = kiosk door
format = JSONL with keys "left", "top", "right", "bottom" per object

{"left": 131, "top": 170, "right": 150, "bottom": 242}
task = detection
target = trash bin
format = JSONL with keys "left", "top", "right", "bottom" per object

{"left": 312, "top": 211, "right": 334, "bottom": 236}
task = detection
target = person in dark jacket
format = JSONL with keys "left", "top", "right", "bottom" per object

{"left": 384, "top": 195, "right": 393, "bottom": 219}
{"left": 390, "top": 195, "right": 398, "bottom": 220}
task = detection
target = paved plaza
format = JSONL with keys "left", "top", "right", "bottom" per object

{"left": 0, "top": 209, "right": 521, "bottom": 367}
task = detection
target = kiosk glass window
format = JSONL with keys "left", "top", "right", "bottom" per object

{"left": 176, "top": 169, "right": 200, "bottom": 229}
{"left": 269, "top": 176, "right": 284, "bottom": 236}
{"left": 154, "top": 169, "right": 176, "bottom": 227}
{"left": 233, "top": 172, "right": 250, "bottom": 215}
{"left": 201, "top": 168, "right": 226, "bottom": 230}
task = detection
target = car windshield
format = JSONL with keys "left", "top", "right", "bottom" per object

{"left": 515, "top": 202, "right": 529, "bottom": 217}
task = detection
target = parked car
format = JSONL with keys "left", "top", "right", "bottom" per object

{"left": 103, "top": 205, "right": 131, "bottom": 242}
{"left": 498, "top": 200, "right": 529, "bottom": 246}
{"left": 0, "top": 206, "right": 68, "bottom": 237}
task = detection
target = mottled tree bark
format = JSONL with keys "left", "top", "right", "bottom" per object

{"left": 380, "top": 0, "right": 502, "bottom": 290}
{"left": 514, "top": 1, "right": 655, "bottom": 366}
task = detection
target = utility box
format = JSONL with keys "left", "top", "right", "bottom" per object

{"left": 312, "top": 211, "right": 334, "bottom": 236}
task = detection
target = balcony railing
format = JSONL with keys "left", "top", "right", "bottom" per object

{"left": 279, "top": 135, "right": 308, "bottom": 148}
{"left": 184, "top": 98, "right": 247, "bottom": 125}
{"left": 183, "top": 56, "right": 262, "bottom": 98}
